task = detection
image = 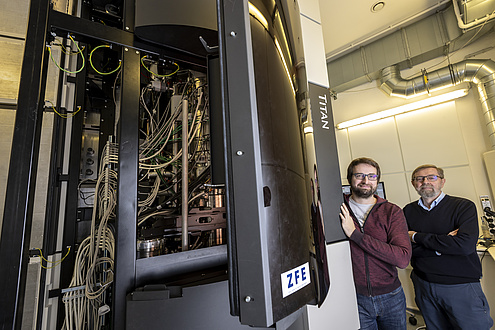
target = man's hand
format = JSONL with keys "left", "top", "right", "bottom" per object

{"left": 448, "top": 229, "right": 459, "bottom": 236}
{"left": 340, "top": 203, "right": 356, "bottom": 237}
{"left": 408, "top": 231, "right": 416, "bottom": 242}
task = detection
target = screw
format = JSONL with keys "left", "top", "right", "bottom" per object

{"left": 244, "top": 296, "right": 252, "bottom": 303}
{"left": 136, "top": 51, "right": 139, "bottom": 55}
{"left": 230, "top": 31, "right": 237, "bottom": 37}
{"left": 236, "top": 150, "right": 244, "bottom": 156}
{"left": 125, "top": 26, "right": 130, "bottom": 31}
{"left": 125, "top": 48, "right": 129, "bottom": 52}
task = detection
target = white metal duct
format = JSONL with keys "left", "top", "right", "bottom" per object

{"left": 379, "top": 59, "right": 495, "bottom": 148}
{"left": 326, "top": 4, "right": 495, "bottom": 94}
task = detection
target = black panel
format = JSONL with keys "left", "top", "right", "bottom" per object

{"left": 126, "top": 280, "right": 271, "bottom": 330}
{"left": 135, "top": 25, "right": 217, "bottom": 57}
{"left": 219, "top": 0, "right": 321, "bottom": 327}
{"left": 250, "top": 16, "right": 315, "bottom": 320}
{"left": 208, "top": 55, "right": 226, "bottom": 185}
{"left": 308, "top": 83, "right": 346, "bottom": 243}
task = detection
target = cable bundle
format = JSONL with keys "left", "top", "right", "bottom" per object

{"left": 62, "top": 142, "right": 117, "bottom": 330}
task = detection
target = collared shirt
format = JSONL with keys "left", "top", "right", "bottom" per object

{"left": 418, "top": 191, "right": 446, "bottom": 211}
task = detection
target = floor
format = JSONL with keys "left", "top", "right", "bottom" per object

{"left": 407, "top": 309, "right": 426, "bottom": 330}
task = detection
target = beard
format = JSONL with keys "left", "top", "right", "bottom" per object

{"left": 417, "top": 184, "right": 437, "bottom": 199}
{"left": 351, "top": 183, "right": 376, "bottom": 199}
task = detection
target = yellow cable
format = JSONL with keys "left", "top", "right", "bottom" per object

{"left": 48, "top": 35, "right": 85, "bottom": 74}
{"left": 46, "top": 100, "right": 81, "bottom": 118}
{"left": 141, "top": 55, "right": 179, "bottom": 77}
{"left": 52, "top": 42, "right": 85, "bottom": 55}
{"left": 37, "top": 247, "right": 71, "bottom": 270}
{"left": 89, "top": 44, "right": 121, "bottom": 75}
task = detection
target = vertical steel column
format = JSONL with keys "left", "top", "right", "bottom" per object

{"left": 36, "top": 35, "right": 69, "bottom": 330}
{"left": 0, "top": 0, "right": 50, "bottom": 328}
{"left": 182, "top": 100, "right": 189, "bottom": 251}
{"left": 56, "top": 42, "right": 87, "bottom": 330}
{"left": 112, "top": 48, "right": 140, "bottom": 330}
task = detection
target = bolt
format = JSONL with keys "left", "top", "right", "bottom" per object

{"left": 244, "top": 296, "right": 252, "bottom": 303}
{"left": 236, "top": 150, "right": 244, "bottom": 156}
{"left": 230, "top": 31, "right": 237, "bottom": 37}
{"left": 136, "top": 51, "right": 139, "bottom": 55}
{"left": 125, "top": 48, "right": 129, "bottom": 52}
{"left": 125, "top": 26, "right": 130, "bottom": 31}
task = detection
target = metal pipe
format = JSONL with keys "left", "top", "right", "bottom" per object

{"left": 380, "top": 59, "right": 495, "bottom": 148}
{"left": 182, "top": 99, "right": 189, "bottom": 251}
{"left": 451, "top": 0, "right": 495, "bottom": 30}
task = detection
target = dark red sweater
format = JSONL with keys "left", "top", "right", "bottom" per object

{"left": 344, "top": 194, "right": 411, "bottom": 296}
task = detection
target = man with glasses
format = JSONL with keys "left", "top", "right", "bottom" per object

{"left": 404, "top": 164, "right": 493, "bottom": 330}
{"left": 340, "top": 157, "right": 411, "bottom": 330}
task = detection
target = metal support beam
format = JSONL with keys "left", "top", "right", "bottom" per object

{"left": 0, "top": 0, "right": 51, "bottom": 328}
{"left": 49, "top": 10, "right": 206, "bottom": 71}
{"left": 112, "top": 47, "right": 140, "bottom": 330}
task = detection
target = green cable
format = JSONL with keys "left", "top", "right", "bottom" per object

{"left": 89, "top": 44, "right": 121, "bottom": 75}
{"left": 48, "top": 35, "right": 85, "bottom": 74}
{"left": 141, "top": 55, "right": 179, "bottom": 77}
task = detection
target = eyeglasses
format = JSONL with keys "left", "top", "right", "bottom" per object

{"left": 353, "top": 173, "right": 378, "bottom": 181}
{"left": 413, "top": 175, "right": 443, "bottom": 183}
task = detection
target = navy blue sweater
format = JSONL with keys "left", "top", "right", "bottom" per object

{"left": 403, "top": 195, "right": 482, "bottom": 284}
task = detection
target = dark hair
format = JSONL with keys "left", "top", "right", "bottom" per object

{"left": 346, "top": 157, "right": 381, "bottom": 184}
{"left": 411, "top": 164, "right": 444, "bottom": 182}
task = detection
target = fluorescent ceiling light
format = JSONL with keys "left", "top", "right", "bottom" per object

{"left": 336, "top": 88, "right": 469, "bottom": 129}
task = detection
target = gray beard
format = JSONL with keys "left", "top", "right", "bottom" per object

{"left": 418, "top": 186, "right": 436, "bottom": 199}
{"left": 351, "top": 185, "right": 376, "bottom": 199}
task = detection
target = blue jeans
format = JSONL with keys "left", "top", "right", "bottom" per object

{"left": 356, "top": 286, "right": 406, "bottom": 330}
{"left": 411, "top": 271, "right": 493, "bottom": 330}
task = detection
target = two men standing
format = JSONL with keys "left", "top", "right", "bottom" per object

{"left": 340, "top": 159, "right": 492, "bottom": 330}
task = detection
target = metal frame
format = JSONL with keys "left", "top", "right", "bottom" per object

{"left": 36, "top": 36, "right": 70, "bottom": 330}
{"left": 0, "top": 0, "right": 51, "bottom": 327}
{"left": 0, "top": 1, "right": 212, "bottom": 328}
{"left": 218, "top": 0, "right": 273, "bottom": 326}
{"left": 112, "top": 47, "right": 140, "bottom": 330}
{"left": 56, "top": 46, "right": 88, "bottom": 329}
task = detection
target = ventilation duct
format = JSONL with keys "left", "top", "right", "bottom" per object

{"left": 327, "top": 4, "right": 495, "bottom": 94}
{"left": 379, "top": 59, "right": 495, "bottom": 148}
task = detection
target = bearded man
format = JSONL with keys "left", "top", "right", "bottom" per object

{"left": 404, "top": 164, "right": 493, "bottom": 330}
{"left": 340, "top": 157, "right": 411, "bottom": 330}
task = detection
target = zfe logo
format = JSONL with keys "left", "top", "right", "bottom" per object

{"left": 281, "top": 262, "right": 311, "bottom": 298}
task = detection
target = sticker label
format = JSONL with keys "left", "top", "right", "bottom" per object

{"left": 281, "top": 262, "right": 310, "bottom": 298}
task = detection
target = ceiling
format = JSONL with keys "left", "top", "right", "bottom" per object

{"left": 319, "top": 0, "right": 452, "bottom": 62}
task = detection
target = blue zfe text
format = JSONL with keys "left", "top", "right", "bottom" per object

{"left": 281, "top": 262, "right": 311, "bottom": 298}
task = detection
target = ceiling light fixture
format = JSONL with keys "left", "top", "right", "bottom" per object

{"left": 336, "top": 88, "right": 469, "bottom": 129}
{"left": 371, "top": 1, "right": 385, "bottom": 13}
